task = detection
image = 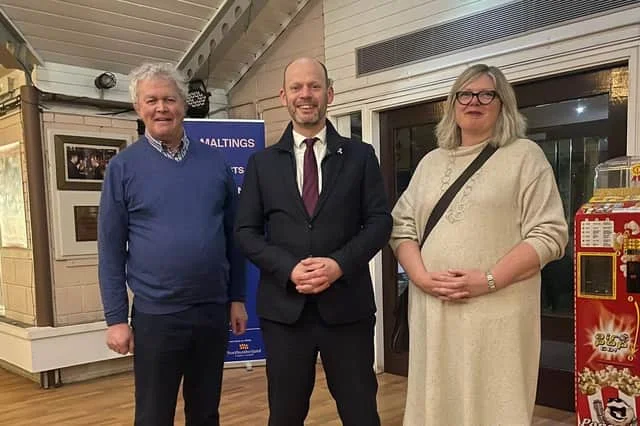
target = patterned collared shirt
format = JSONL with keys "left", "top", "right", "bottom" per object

{"left": 146, "top": 131, "right": 190, "bottom": 161}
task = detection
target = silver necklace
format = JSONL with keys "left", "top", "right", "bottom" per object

{"left": 439, "top": 149, "right": 483, "bottom": 223}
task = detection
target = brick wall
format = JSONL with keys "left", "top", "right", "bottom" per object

{"left": 42, "top": 111, "right": 138, "bottom": 326}
{"left": 0, "top": 111, "right": 35, "bottom": 325}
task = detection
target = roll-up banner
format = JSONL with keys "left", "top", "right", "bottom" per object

{"left": 184, "top": 118, "right": 265, "bottom": 365}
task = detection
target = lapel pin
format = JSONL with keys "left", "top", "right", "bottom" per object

{"left": 337, "top": 148, "right": 343, "bottom": 155}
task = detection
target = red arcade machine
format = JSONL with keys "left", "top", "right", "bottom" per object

{"left": 575, "top": 157, "right": 640, "bottom": 426}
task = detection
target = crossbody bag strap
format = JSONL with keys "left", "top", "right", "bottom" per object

{"left": 419, "top": 143, "right": 497, "bottom": 249}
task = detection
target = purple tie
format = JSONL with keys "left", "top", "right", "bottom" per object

{"left": 302, "top": 138, "right": 318, "bottom": 215}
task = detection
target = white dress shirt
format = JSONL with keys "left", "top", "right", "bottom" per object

{"left": 292, "top": 127, "right": 327, "bottom": 194}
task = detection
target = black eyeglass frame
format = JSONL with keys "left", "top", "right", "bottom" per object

{"left": 455, "top": 90, "right": 499, "bottom": 105}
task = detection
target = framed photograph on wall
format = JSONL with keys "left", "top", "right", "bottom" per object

{"left": 54, "top": 135, "right": 126, "bottom": 191}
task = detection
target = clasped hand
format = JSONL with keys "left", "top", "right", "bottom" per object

{"left": 290, "top": 257, "right": 342, "bottom": 294}
{"left": 415, "top": 268, "right": 489, "bottom": 301}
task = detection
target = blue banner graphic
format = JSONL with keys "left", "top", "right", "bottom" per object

{"left": 184, "top": 118, "right": 265, "bottom": 364}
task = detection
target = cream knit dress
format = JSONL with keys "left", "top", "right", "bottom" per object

{"left": 389, "top": 139, "right": 568, "bottom": 426}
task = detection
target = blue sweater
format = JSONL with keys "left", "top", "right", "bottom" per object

{"left": 98, "top": 136, "right": 245, "bottom": 326}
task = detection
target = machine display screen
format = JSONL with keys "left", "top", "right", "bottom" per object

{"left": 580, "top": 255, "right": 614, "bottom": 297}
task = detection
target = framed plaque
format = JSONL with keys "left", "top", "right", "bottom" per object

{"left": 74, "top": 205, "right": 99, "bottom": 242}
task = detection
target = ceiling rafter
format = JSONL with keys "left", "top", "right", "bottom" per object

{"left": 0, "top": 0, "right": 309, "bottom": 94}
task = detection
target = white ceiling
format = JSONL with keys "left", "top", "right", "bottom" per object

{"left": 0, "top": 0, "right": 309, "bottom": 91}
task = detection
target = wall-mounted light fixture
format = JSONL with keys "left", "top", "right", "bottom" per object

{"left": 94, "top": 72, "right": 117, "bottom": 90}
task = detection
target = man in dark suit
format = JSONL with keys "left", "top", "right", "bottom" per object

{"left": 67, "top": 151, "right": 83, "bottom": 179}
{"left": 234, "top": 57, "right": 392, "bottom": 426}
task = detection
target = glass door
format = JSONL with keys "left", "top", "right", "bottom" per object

{"left": 380, "top": 101, "right": 444, "bottom": 376}
{"left": 516, "top": 67, "right": 627, "bottom": 410}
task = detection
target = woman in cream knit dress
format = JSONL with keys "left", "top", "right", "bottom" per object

{"left": 389, "top": 64, "right": 568, "bottom": 426}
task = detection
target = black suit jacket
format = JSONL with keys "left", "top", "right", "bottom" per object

{"left": 234, "top": 120, "right": 392, "bottom": 325}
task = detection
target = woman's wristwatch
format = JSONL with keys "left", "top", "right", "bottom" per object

{"left": 486, "top": 271, "right": 496, "bottom": 291}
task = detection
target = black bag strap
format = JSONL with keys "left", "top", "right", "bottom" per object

{"left": 419, "top": 143, "right": 497, "bottom": 249}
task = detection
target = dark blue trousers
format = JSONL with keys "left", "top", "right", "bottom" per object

{"left": 131, "top": 303, "right": 228, "bottom": 426}
{"left": 260, "top": 301, "right": 380, "bottom": 426}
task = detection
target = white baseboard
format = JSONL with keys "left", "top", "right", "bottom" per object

{"left": 0, "top": 320, "right": 265, "bottom": 375}
{"left": 0, "top": 321, "right": 127, "bottom": 373}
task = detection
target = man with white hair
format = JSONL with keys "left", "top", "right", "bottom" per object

{"left": 98, "top": 62, "right": 247, "bottom": 426}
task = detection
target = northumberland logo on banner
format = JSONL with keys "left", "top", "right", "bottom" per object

{"left": 184, "top": 118, "right": 266, "bottom": 364}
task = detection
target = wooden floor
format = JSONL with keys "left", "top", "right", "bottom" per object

{"left": 0, "top": 365, "right": 575, "bottom": 425}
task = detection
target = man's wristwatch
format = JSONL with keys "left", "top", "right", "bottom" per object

{"left": 486, "top": 271, "right": 497, "bottom": 291}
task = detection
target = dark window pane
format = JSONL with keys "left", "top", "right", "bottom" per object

{"left": 350, "top": 111, "right": 362, "bottom": 141}
{"left": 521, "top": 95, "right": 611, "bottom": 317}
{"left": 394, "top": 124, "right": 439, "bottom": 299}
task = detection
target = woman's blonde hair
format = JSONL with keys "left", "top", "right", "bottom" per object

{"left": 435, "top": 64, "right": 526, "bottom": 149}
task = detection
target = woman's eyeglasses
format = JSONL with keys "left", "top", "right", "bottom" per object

{"left": 455, "top": 90, "right": 498, "bottom": 105}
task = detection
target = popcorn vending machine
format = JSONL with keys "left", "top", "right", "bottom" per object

{"left": 575, "top": 157, "right": 640, "bottom": 426}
